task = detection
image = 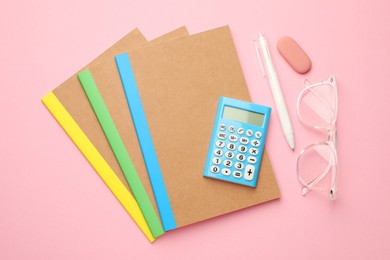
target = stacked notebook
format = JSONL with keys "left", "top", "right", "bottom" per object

{"left": 42, "top": 26, "right": 280, "bottom": 242}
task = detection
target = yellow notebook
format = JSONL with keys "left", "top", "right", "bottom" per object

{"left": 42, "top": 27, "right": 189, "bottom": 242}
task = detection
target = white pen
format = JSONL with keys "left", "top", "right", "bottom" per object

{"left": 254, "top": 33, "right": 295, "bottom": 150}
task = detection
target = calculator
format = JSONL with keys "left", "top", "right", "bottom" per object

{"left": 203, "top": 97, "right": 271, "bottom": 187}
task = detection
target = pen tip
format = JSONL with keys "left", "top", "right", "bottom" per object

{"left": 287, "top": 135, "right": 295, "bottom": 150}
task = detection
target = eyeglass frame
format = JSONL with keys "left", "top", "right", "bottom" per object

{"left": 296, "top": 75, "right": 338, "bottom": 200}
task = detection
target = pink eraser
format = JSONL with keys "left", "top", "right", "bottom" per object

{"left": 277, "top": 36, "right": 312, "bottom": 74}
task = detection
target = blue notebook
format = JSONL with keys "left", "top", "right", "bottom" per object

{"left": 110, "top": 26, "right": 280, "bottom": 229}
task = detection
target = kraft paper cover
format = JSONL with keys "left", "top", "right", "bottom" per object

{"left": 114, "top": 26, "right": 280, "bottom": 227}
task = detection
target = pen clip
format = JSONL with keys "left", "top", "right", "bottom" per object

{"left": 253, "top": 36, "right": 267, "bottom": 77}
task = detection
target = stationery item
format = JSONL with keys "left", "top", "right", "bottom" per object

{"left": 254, "top": 33, "right": 295, "bottom": 150}
{"left": 78, "top": 70, "right": 164, "bottom": 238}
{"left": 120, "top": 26, "right": 280, "bottom": 228}
{"left": 115, "top": 53, "right": 176, "bottom": 231}
{"left": 42, "top": 92, "right": 155, "bottom": 242}
{"left": 296, "top": 75, "right": 338, "bottom": 200}
{"left": 277, "top": 36, "right": 312, "bottom": 74}
{"left": 42, "top": 27, "right": 189, "bottom": 242}
{"left": 203, "top": 97, "right": 271, "bottom": 187}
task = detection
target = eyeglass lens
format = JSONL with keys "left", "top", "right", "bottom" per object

{"left": 299, "top": 81, "right": 337, "bottom": 128}
{"left": 297, "top": 143, "right": 336, "bottom": 195}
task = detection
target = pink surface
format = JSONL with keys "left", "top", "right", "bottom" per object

{"left": 1, "top": 0, "right": 389, "bottom": 259}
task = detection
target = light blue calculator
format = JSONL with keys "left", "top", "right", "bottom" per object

{"left": 203, "top": 97, "right": 271, "bottom": 187}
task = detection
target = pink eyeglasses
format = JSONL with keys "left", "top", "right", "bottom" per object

{"left": 296, "top": 75, "right": 339, "bottom": 200}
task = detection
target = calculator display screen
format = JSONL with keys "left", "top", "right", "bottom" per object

{"left": 222, "top": 106, "right": 265, "bottom": 126}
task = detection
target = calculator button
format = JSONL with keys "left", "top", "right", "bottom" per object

{"left": 255, "top": 131, "right": 262, "bottom": 138}
{"left": 249, "top": 148, "right": 259, "bottom": 156}
{"left": 219, "top": 124, "right": 226, "bottom": 131}
{"left": 214, "top": 149, "right": 223, "bottom": 156}
{"left": 215, "top": 140, "right": 225, "bottom": 148}
{"left": 212, "top": 157, "right": 222, "bottom": 165}
{"left": 210, "top": 166, "right": 220, "bottom": 173}
{"left": 240, "top": 137, "right": 249, "bottom": 144}
{"left": 228, "top": 135, "right": 238, "bottom": 142}
{"left": 221, "top": 168, "right": 231, "bottom": 176}
{"left": 251, "top": 139, "right": 260, "bottom": 147}
{"left": 227, "top": 143, "right": 236, "bottom": 151}
{"left": 228, "top": 125, "right": 235, "bottom": 133}
{"left": 217, "top": 132, "right": 227, "bottom": 140}
{"left": 223, "top": 160, "right": 233, "bottom": 168}
{"left": 234, "top": 162, "right": 244, "bottom": 170}
{"left": 247, "top": 156, "right": 257, "bottom": 164}
{"left": 238, "top": 145, "right": 247, "bottom": 153}
{"left": 233, "top": 171, "right": 243, "bottom": 178}
{"left": 244, "top": 165, "right": 255, "bottom": 181}
{"left": 225, "top": 151, "right": 234, "bottom": 159}
{"left": 236, "top": 154, "right": 246, "bottom": 161}
{"left": 237, "top": 128, "right": 244, "bottom": 135}
{"left": 246, "top": 129, "right": 253, "bottom": 137}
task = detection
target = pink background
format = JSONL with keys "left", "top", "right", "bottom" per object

{"left": 1, "top": 0, "right": 389, "bottom": 259}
